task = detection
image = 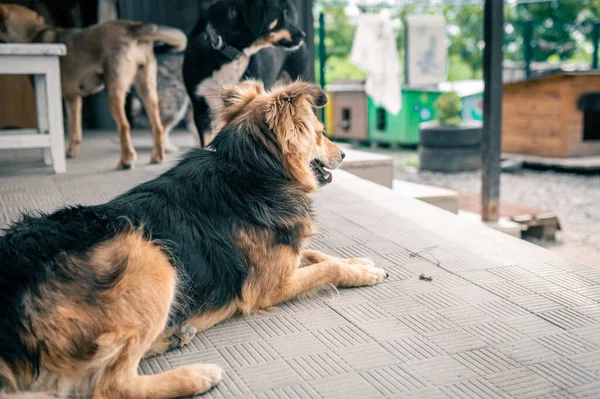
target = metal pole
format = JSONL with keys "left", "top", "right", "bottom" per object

{"left": 524, "top": 19, "right": 533, "bottom": 79}
{"left": 318, "top": 11, "right": 327, "bottom": 121}
{"left": 481, "top": 0, "right": 504, "bottom": 223}
{"left": 593, "top": 22, "right": 599, "bottom": 70}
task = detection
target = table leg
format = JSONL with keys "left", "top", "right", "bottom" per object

{"left": 45, "top": 58, "right": 66, "bottom": 173}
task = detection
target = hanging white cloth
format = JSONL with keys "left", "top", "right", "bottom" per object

{"left": 350, "top": 13, "right": 402, "bottom": 115}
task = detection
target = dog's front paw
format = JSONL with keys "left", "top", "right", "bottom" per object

{"left": 183, "top": 363, "right": 223, "bottom": 395}
{"left": 66, "top": 145, "right": 79, "bottom": 158}
{"left": 117, "top": 152, "right": 137, "bottom": 170}
{"left": 338, "top": 260, "right": 388, "bottom": 287}
{"left": 150, "top": 148, "right": 166, "bottom": 164}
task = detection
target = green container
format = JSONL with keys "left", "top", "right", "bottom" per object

{"left": 368, "top": 88, "right": 441, "bottom": 145}
{"left": 367, "top": 80, "right": 484, "bottom": 146}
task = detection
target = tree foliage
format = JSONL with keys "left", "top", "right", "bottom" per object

{"left": 315, "top": 1, "right": 600, "bottom": 85}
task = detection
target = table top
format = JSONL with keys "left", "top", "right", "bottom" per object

{"left": 0, "top": 44, "right": 66, "bottom": 56}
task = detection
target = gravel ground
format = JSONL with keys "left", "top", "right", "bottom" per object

{"left": 368, "top": 148, "right": 600, "bottom": 267}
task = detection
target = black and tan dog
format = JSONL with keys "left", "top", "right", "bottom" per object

{"left": 184, "top": 0, "right": 310, "bottom": 148}
{"left": 0, "top": 81, "right": 387, "bottom": 398}
{"left": 0, "top": 3, "right": 187, "bottom": 169}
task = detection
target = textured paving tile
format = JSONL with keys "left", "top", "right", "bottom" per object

{"left": 167, "top": 348, "right": 227, "bottom": 369}
{"left": 5, "top": 133, "right": 600, "bottom": 398}
{"left": 248, "top": 315, "right": 306, "bottom": 340}
{"left": 474, "top": 300, "right": 531, "bottom": 320}
{"left": 380, "top": 335, "right": 447, "bottom": 363}
{"left": 529, "top": 359, "right": 598, "bottom": 390}
{"left": 440, "top": 305, "right": 496, "bottom": 327}
{"left": 204, "top": 369, "right": 251, "bottom": 398}
{"left": 535, "top": 333, "right": 598, "bottom": 357}
{"left": 463, "top": 322, "right": 526, "bottom": 345}
{"left": 571, "top": 324, "right": 600, "bottom": 346}
{"left": 360, "top": 364, "right": 431, "bottom": 396}
{"left": 311, "top": 324, "right": 374, "bottom": 351}
{"left": 397, "top": 311, "right": 457, "bottom": 334}
{"left": 358, "top": 318, "right": 415, "bottom": 341}
{"left": 406, "top": 356, "right": 478, "bottom": 385}
{"left": 504, "top": 315, "right": 564, "bottom": 338}
{"left": 235, "top": 360, "right": 302, "bottom": 392}
{"left": 250, "top": 383, "right": 320, "bottom": 399}
{"left": 310, "top": 373, "right": 381, "bottom": 399}
{"left": 333, "top": 301, "right": 391, "bottom": 324}
{"left": 567, "top": 381, "right": 600, "bottom": 399}
{"left": 286, "top": 352, "right": 352, "bottom": 382}
{"left": 425, "top": 328, "right": 487, "bottom": 354}
{"left": 440, "top": 377, "right": 512, "bottom": 399}
{"left": 289, "top": 307, "right": 348, "bottom": 330}
{"left": 494, "top": 339, "right": 563, "bottom": 366}
{"left": 204, "top": 321, "right": 260, "bottom": 347}
{"left": 453, "top": 347, "right": 520, "bottom": 376}
{"left": 217, "top": 341, "right": 279, "bottom": 369}
{"left": 334, "top": 342, "right": 400, "bottom": 371}
{"left": 267, "top": 332, "right": 328, "bottom": 358}
{"left": 538, "top": 308, "right": 597, "bottom": 330}
{"left": 485, "top": 368, "right": 561, "bottom": 399}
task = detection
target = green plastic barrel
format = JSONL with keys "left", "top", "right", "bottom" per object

{"left": 368, "top": 88, "right": 441, "bottom": 146}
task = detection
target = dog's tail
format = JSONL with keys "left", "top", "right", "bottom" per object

{"left": 132, "top": 24, "right": 187, "bottom": 53}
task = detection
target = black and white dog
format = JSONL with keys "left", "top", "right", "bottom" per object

{"left": 183, "top": 0, "right": 310, "bottom": 147}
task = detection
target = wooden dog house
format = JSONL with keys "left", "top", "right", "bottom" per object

{"left": 503, "top": 72, "right": 600, "bottom": 157}
{"left": 324, "top": 82, "right": 369, "bottom": 142}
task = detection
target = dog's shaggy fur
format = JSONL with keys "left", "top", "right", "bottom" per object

{"left": 0, "top": 3, "right": 187, "bottom": 170}
{"left": 0, "top": 81, "right": 387, "bottom": 398}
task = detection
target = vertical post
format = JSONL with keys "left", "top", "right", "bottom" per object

{"left": 481, "top": 0, "right": 504, "bottom": 222}
{"left": 295, "top": 0, "right": 315, "bottom": 81}
{"left": 523, "top": 19, "right": 533, "bottom": 79}
{"left": 593, "top": 22, "right": 599, "bottom": 70}
{"left": 318, "top": 11, "right": 327, "bottom": 121}
{"left": 404, "top": 20, "right": 409, "bottom": 85}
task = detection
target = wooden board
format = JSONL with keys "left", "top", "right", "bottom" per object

{"left": 503, "top": 73, "right": 600, "bottom": 158}
{"left": 0, "top": 75, "right": 37, "bottom": 130}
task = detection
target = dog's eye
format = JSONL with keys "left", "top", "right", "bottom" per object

{"left": 228, "top": 7, "right": 238, "bottom": 21}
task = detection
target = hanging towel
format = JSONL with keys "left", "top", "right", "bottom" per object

{"left": 350, "top": 13, "right": 401, "bottom": 115}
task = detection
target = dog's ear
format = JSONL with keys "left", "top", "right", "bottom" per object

{"left": 266, "top": 81, "right": 327, "bottom": 155}
{"left": 242, "top": 0, "right": 266, "bottom": 36}
{"left": 211, "top": 80, "right": 265, "bottom": 132}
{"left": 276, "top": 81, "right": 329, "bottom": 109}
{"left": 220, "top": 80, "right": 265, "bottom": 107}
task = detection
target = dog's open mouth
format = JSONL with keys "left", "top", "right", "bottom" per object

{"left": 311, "top": 159, "right": 333, "bottom": 185}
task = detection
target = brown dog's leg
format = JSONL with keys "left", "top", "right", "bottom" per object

{"left": 105, "top": 60, "right": 137, "bottom": 170}
{"left": 65, "top": 96, "right": 82, "bottom": 158}
{"left": 134, "top": 59, "right": 166, "bottom": 164}
{"left": 107, "top": 87, "right": 137, "bottom": 170}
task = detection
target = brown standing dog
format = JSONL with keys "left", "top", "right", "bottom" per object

{"left": 0, "top": 4, "right": 187, "bottom": 169}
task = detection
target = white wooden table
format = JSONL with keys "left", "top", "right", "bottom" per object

{"left": 0, "top": 44, "right": 67, "bottom": 173}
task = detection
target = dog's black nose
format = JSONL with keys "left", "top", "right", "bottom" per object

{"left": 341, "top": 151, "right": 346, "bottom": 160}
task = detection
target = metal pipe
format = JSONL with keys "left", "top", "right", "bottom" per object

{"left": 524, "top": 19, "right": 533, "bottom": 79}
{"left": 319, "top": 11, "right": 327, "bottom": 121}
{"left": 593, "top": 22, "right": 599, "bottom": 70}
{"left": 481, "top": 0, "right": 504, "bottom": 223}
